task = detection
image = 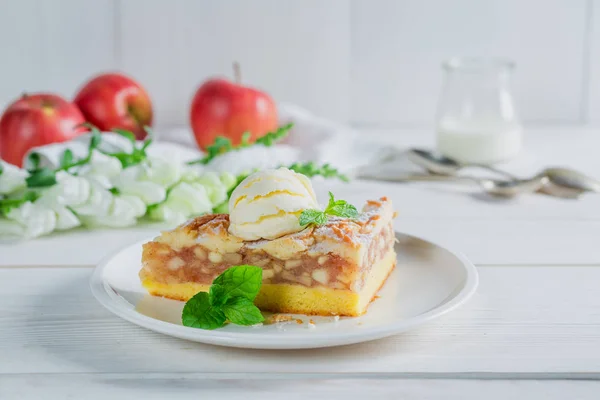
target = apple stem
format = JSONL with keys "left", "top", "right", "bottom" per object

{"left": 233, "top": 62, "right": 241, "bottom": 84}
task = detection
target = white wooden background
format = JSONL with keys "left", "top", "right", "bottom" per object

{"left": 1, "top": 0, "right": 599, "bottom": 128}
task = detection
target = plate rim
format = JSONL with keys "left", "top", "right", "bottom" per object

{"left": 90, "top": 231, "right": 478, "bottom": 349}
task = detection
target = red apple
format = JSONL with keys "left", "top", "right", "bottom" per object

{"left": 0, "top": 93, "right": 86, "bottom": 167}
{"left": 190, "top": 75, "right": 277, "bottom": 149}
{"left": 74, "top": 73, "right": 153, "bottom": 140}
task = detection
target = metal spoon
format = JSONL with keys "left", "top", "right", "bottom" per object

{"left": 478, "top": 175, "right": 549, "bottom": 197}
{"left": 407, "top": 149, "right": 514, "bottom": 178}
{"left": 408, "top": 148, "right": 597, "bottom": 197}
{"left": 358, "top": 172, "right": 548, "bottom": 198}
{"left": 544, "top": 167, "right": 600, "bottom": 193}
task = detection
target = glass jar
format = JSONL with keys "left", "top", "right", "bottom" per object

{"left": 435, "top": 57, "right": 523, "bottom": 164}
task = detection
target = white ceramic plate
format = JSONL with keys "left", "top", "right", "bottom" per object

{"left": 90, "top": 232, "right": 478, "bottom": 349}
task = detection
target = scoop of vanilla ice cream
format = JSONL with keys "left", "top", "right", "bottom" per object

{"left": 228, "top": 167, "right": 319, "bottom": 240}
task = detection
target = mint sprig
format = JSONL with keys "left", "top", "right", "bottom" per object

{"left": 182, "top": 265, "right": 264, "bottom": 330}
{"left": 212, "top": 265, "right": 263, "bottom": 300}
{"left": 187, "top": 123, "right": 293, "bottom": 165}
{"left": 299, "top": 192, "right": 359, "bottom": 227}
{"left": 221, "top": 297, "right": 264, "bottom": 326}
{"left": 182, "top": 292, "right": 226, "bottom": 330}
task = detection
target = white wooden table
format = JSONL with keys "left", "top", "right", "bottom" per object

{"left": 1, "top": 128, "right": 599, "bottom": 399}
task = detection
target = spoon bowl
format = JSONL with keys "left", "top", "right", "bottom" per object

{"left": 478, "top": 175, "right": 549, "bottom": 197}
{"left": 407, "top": 149, "right": 462, "bottom": 175}
{"left": 544, "top": 167, "right": 600, "bottom": 193}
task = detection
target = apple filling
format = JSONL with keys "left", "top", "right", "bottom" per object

{"left": 140, "top": 221, "right": 395, "bottom": 292}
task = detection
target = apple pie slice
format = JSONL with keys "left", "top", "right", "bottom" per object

{"left": 139, "top": 197, "right": 396, "bottom": 316}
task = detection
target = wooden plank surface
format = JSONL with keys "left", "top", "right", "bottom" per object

{"left": 1, "top": 266, "right": 599, "bottom": 376}
{"left": 1, "top": 376, "right": 599, "bottom": 400}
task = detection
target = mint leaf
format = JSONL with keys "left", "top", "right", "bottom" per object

{"left": 327, "top": 203, "right": 358, "bottom": 219}
{"left": 327, "top": 191, "right": 335, "bottom": 206}
{"left": 212, "top": 265, "right": 263, "bottom": 301}
{"left": 182, "top": 265, "right": 265, "bottom": 330}
{"left": 209, "top": 283, "right": 228, "bottom": 307}
{"left": 59, "top": 149, "right": 74, "bottom": 169}
{"left": 324, "top": 192, "right": 358, "bottom": 219}
{"left": 108, "top": 187, "right": 120, "bottom": 195}
{"left": 27, "top": 152, "right": 41, "bottom": 171}
{"left": 328, "top": 202, "right": 358, "bottom": 219}
{"left": 113, "top": 129, "right": 136, "bottom": 144}
{"left": 299, "top": 209, "right": 327, "bottom": 227}
{"left": 222, "top": 297, "right": 264, "bottom": 326}
{"left": 0, "top": 162, "right": 3, "bottom": 176}
{"left": 26, "top": 168, "right": 57, "bottom": 188}
{"left": 181, "top": 292, "right": 226, "bottom": 330}
{"left": 299, "top": 193, "right": 359, "bottom": 227}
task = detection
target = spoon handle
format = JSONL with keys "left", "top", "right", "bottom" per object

{"left": 468, "top": 164, "right": 517, "bottom": 180}
{"left": 357, "top": 173, "right": 481, "bottom": 183}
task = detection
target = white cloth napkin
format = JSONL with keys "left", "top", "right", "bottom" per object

{"left": 22, "top": 103, "right": 411, "bottom": 178}
{"left": 144, "top": 103, "right": 400, "bottom": 176}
